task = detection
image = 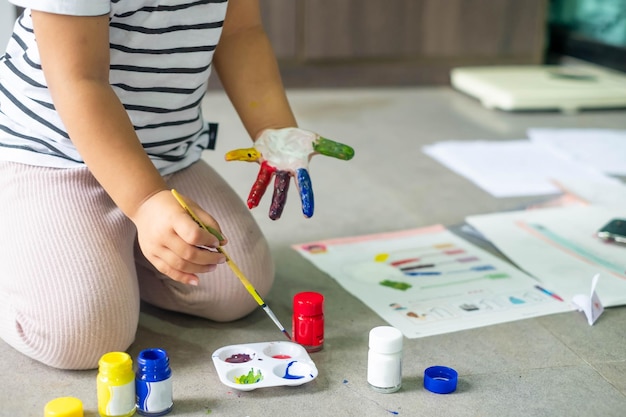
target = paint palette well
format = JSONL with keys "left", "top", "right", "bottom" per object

{"left": 211, "top": 341, "right": 318, "bottom": 391}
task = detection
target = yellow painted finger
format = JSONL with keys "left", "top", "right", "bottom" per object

{"left": 225, "top": 148, "right": 261, "bottom": 162}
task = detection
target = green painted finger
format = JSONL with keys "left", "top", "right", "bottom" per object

{"left": 312, "top": 137, "right": 355, "bottom": 160}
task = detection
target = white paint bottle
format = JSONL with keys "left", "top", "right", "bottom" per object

{"left": 367, "top": 326, "right": 403, "bottom": 393}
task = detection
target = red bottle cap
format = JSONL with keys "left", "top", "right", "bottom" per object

{"left": 293, "top": 291, "right": 324, "bottom": 316}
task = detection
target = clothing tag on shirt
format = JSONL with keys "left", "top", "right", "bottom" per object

{"left": 207, "top": 123, "right": 218, "bottom": 150}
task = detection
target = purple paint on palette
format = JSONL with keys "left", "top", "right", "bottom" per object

{"left": 225, "top": 353, "right": 253, "bottom": 363}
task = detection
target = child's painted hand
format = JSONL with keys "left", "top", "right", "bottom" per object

{"left": 225, "top": 128, "right": 355, "bottom": 220}
{"left": 132, "top": 190, "right": 226, "bottom": 285}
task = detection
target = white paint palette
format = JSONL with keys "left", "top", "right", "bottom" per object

{"left": 211, "top": 341, "right": 318, "bottom": 391}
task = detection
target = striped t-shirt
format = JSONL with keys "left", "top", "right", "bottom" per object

{"left": 0, "top": 0, "right": 227, "bottom": 175}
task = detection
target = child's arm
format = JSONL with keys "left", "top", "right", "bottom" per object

{"left": 213, "top": 1, "right": 355, "bottom": 219}
{"left": 31, "top": 11, "right": 225, "bottom": 285}
{"left": 212, "top": 0, "right": 298, "bottom": 140}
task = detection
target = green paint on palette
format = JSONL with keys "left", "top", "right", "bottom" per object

{"left": 235, "top": 368, "right": 263, "bottom": 384}
{"left": 313, "top": 137, "right": 355, "bottom": 160}
{"left": 380, "top": 280, "right": 412, "bottom": 291}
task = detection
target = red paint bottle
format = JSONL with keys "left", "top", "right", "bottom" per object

{"left": 293, "top": 292, "right": 324, "bottom": 352}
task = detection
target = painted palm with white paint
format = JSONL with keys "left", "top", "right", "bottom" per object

{"left": 225, "top": 127, "right": 354, "bottom": 220}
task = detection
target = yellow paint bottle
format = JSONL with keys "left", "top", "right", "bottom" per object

{"left": 97, "top": 352, "right": 136, "bottom": 417}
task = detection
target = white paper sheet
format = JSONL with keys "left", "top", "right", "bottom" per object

{"left": 528, "top": 128, "right": 626, "bottom": 176}
{"left": 466, "top": 206, "right": 626, "bottom": 307}
{"left": 553, "top": 177, "right": 626, "bottom": 207}
{"left": 293, "top": 225, "right": 570, "bottom": 338}
{"left": 422, "top": 140, "right": 614, "bottom": 197}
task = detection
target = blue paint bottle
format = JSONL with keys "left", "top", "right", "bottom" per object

{"left": 135, "top": 348, "right": 173, "bottom": 416}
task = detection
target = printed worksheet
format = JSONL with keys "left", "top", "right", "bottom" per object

{"left": 467, "top": 205, "right": 626, "bottom": 307}
{"left": 293, "top": 225, "right": 571, "bottom": 338}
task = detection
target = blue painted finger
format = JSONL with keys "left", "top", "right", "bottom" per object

{"left": 296, "top": 168, "right": 314, "bottom": 218}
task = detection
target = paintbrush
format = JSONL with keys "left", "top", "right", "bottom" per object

{"left": 171, "top": 189, "right": 292, "bottom": 340}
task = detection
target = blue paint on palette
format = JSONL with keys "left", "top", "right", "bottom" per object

{"left": 283, "top": 361, "right": 305, "bottom": 380}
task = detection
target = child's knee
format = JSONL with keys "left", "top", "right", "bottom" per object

{"left": 176, "top": 260, "right": 275, "bottom": 322}
{"left": 12, "top": 308, "right": 138, "bottom": 370}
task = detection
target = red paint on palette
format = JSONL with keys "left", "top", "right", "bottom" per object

{"left": 272, "top": 354, "right": 292, "bottom": 359}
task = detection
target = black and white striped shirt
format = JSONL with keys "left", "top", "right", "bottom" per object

{"left": 0, "top": 0, "right": 227, "bottom": 175}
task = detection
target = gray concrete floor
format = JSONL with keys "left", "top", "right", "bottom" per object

{"left": 3, "top": 87, "right": 626, "bottom": 416}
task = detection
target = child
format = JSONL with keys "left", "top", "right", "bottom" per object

{"left": 0, "top": 0, "right": 313, "bottom": 370}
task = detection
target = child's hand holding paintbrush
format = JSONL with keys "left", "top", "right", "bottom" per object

{"left": 171, "top": 189, "right": 292, "bottom": 340}
{"left": 132, "top": 189, "right": 227, "bottom": 287}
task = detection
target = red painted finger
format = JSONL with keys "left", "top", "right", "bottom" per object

{"left": 247, "top": 162, "right": 276, "bottom": 209}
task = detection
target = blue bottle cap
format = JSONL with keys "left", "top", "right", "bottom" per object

{"left": 137, "top": 348, "right": 169, "bottom": 366}
{"left": 423, "top": 366, "right": 458, "bottom": 394}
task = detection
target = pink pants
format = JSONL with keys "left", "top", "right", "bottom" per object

{"left": 0, "top": 160, "right": 274, "bottom": 370}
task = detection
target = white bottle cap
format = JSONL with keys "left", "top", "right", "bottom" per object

{"left": 368, "top": 326, "right": 403, "bottom": 354}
